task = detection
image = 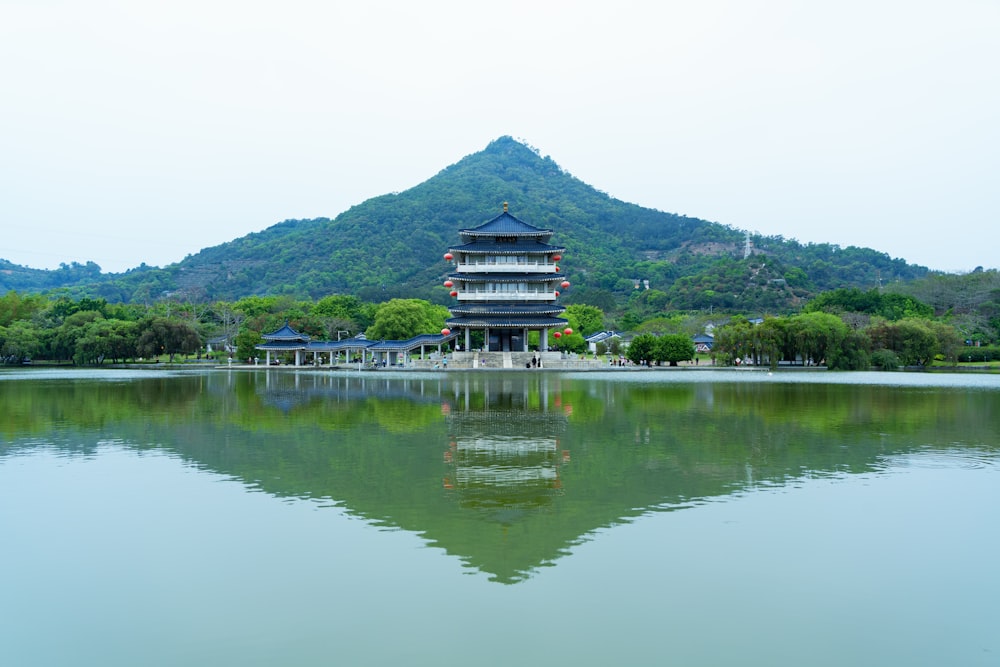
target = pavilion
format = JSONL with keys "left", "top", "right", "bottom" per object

{"left": 255, "top": 322, "right": 457, "bottom": 367}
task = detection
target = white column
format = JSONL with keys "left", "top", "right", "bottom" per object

{"left": 541, "top": 328, "right": 549, "bottom": 351}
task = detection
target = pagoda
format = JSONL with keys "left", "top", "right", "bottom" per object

{"left": 443, "top": 204, "right": 569, "bottom": 354}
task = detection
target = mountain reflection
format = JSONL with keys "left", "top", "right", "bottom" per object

{"left": 2, "top": 370, "right": 999, "bottom": 583}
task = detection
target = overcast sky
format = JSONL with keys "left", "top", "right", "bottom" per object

{"left": 2, "top": 0, "right": 997, "bottom": 274}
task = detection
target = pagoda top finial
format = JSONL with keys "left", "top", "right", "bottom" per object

{"left": 503, "top": 202, "right": 508, "bottom": 212}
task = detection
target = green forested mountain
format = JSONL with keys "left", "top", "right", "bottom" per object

{"left": 2, "top": 136, "right": 928, "bottom": 312}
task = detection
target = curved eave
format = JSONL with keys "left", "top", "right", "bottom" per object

{"left": 446, "top": 316, "right": 568, "bottom": 328}
{"left": 449, "top": 247, "right": 565, "bottom": 256}
{"left": 256, "top": 341, "right": 309, "bottom": 350}
{"left": 458, "top": 230, "right": 552, "bottom": 240}
{"left": 449, "top": 303, "right": 566, "bottom": 315}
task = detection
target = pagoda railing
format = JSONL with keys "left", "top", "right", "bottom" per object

{"left": 457, "top": 261, "right": 559, "bottom": 273}
{"left": 456, "top": 291, "right": 558, "bottom": 301}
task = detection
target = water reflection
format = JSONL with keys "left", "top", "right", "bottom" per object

{"left": 2, "top": 369, "right": 999, "bottom": 584}
{"left": 442, "top": 375, "right": 569, "bottom": 518}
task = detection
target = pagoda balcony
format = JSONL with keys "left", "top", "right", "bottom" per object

{"left": 457, "top": 261, "right": 559, "bottom": 273}
{"left": 456, "top": 291, "right": 558, "bottom": 301}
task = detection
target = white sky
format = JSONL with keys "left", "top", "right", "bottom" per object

{"left": 1, "top": 0, "right": 997, "bottom": 274}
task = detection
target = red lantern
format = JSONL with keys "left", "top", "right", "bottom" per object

{"left": 441, "top": 328, "right": 451, "bottom": 336}
{"left": 443, "top": 253, "right": 454, "bottom": 261}
{"left": 553, "top": 331, "right": 562, "bottom": 338}
{"left": 443, "top": 280, "right": 453, "bottom": 288}
{"left": 554, "top": 265, "right": 560, "bottom": 272}
{"left": 561, "top": 280, "right": 570, "bottom": 288}
{"left": 552, "top": 255, "right": 561, "bottom": 262}
{"left": 449, "top": 290, "right": 458, "bottom": 297}
{"left": 554, "top": 291, "right": 560, "bottom": 297}
{"left": 564, "top": 328, "right": 573, "bottom": 336}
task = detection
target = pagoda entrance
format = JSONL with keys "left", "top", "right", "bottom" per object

{"left": 487, "top": 330, "right": 525, "bottom": 352}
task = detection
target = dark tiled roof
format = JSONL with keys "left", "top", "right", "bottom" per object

{"left": 367, "top": 332, "right": 458, "bottom": 351}
{"left": 448, "top": 238, "right": 565, "bottom": 254}
{"left": 261, "top": 323, "right": 310, "bottom": 342}
{"left": 450, "top": 303, "right": 566, "bottom": 316}
{"left": 256, "top": 341, "right": 311, "bottom": 350}
{"left": 256, "top": 333, "right": 457, "bottom": 353}
{"left": 459, "top": 211, "right": 551, "bottom": 239}
{"left": 446, "top": 315, "right": 568, "bottom": 328}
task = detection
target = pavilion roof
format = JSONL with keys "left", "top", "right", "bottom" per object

{"left": 366, "top": 332, "right": 459, "bottom": 351}
{"left": 261, "top": 322, "right": 310, "bottom": 342}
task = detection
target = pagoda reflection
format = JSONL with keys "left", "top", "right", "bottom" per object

{"left": 441, "top": 375, "right": 570, "bottom": 518}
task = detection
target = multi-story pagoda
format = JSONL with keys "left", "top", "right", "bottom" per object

{"left": 443, "top": 204, "right": 569, "bottom": 354}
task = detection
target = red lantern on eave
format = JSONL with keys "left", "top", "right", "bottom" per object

{"left": 564, "top": 328, "right": 573, "bottom": 336}
{"left": 561, "top": 280, "right": 570, "bottom": 289}
{"left": 552, "top": 255, "right": 561, "bottom": 262}
{"left": 553, "top": 331, "right": 562, "bottom": 338}
{"left": 443, "top": 280, "right": 453, "bottom": 288}
{"left": 449, "top": 290, "right": 458, "bottom": 297}
{"left": 443, "top": 253, "right": 454, "bottom": 261}
{"left": 441, "top": 328, "right": 451, "bottom": 336}
{"left": 554, "top": 265, "right": 560, "bottom": 272}
{"left": 554, "top": 291, "right": 560, "bottom": 297}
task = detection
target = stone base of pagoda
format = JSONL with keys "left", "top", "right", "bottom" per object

{"left": 448, "top": 350, "right": 565, "bottom": 368}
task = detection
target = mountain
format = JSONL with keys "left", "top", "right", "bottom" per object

{"left": 1, "top": 136, "right": 928, "bottom": 312}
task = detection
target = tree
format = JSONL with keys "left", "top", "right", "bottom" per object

{"left": 564, "top": 304, "right": 605, "bottom": 336}
{"left": 366, "top": 299, "right": 448, "bottom": 341}
{"left": 656, "top": 334, "right": 695, "bottom": 366}
{"left": 712, "top": 316, "right": 754, "bottom": 365}
{"left": 136, "top": 317, "right": 201, "bottom": 361}
{"left": 788, "top": 312, "right": 848, "bottom": 366}
{"left": 626, "top": 333, "right": 657, "bottom": 365}
{"left": 0, "top": 320, "right": 39, "bottom": 363}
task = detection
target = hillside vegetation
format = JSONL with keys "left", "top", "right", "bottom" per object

{"left": 3, "top": 136, "right": 927, "bottom": 314}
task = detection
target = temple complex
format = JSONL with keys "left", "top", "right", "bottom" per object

{"left": 443, "top": 204, "right": 569, "bottom": 364}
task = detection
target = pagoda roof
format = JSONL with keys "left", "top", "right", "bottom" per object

{"left": 448, "top": 272, "right": 563, "bottom": 283}
{"left": 446, "top": 315, "right": 568, "bottom": 329}
{"left": 449, "top": 303, "right": 566, "bottom": 316}
{"left": 261, "top": 322, "right": 310, "bottom": 342}
{"left": 459, "top": 211, "right": 552, "bottom": 240}
{"left": 448, "top": 238, "right": 564, "bottom": 254}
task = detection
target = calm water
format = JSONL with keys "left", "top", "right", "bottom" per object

{"left": 1, "top": 368, "right": 998, "bottom": 666}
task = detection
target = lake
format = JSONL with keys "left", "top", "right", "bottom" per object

{"left": 1, "top": 368, "right": 998, "bottom": 666}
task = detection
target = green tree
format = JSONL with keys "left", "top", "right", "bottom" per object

{"left": 136, "top": 317, "right": 201, "bottom": 362}
{"left": 366, "top": 299, "right": 448, "bottom": 340}
{"left": 564, "top": 304, "right": 605, "bottom": 336}
{"left": 789, "top": 311, "right": 848, "bottom": 366}
{"left": 712, "top": 316, "right": 754, "bottom": 365}
{"left": 656, "top": 333, "right": 695, "bottom": 366}
{"left": 234, "top": 327, "right": 263, "bottom": 362}
{"left": 54, "top": 310, "right": 104, "bottom": 363}
{"left": 0, "top": 320, "right": 40, "bottom": 363}
{"left": 626, "top": 333, "right": 657, "bottom": 365}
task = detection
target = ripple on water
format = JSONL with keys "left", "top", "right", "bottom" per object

{"left": 884, "top": 446, "right": 999, "bottom": 471}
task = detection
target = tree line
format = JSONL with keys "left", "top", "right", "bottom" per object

{"left": 3, "top": 275, "right": 997, "bottom": 368}
{"left": 0, "top": 291, "right": 607, "bottom": 365}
